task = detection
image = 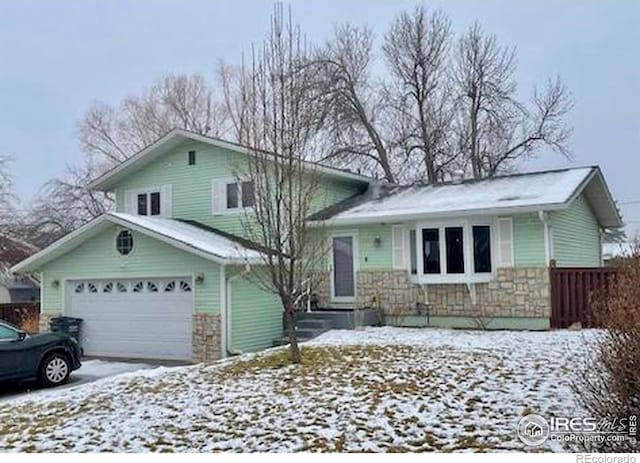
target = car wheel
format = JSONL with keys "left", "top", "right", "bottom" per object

{"left": 39, "top": 353, "right": 71, "bottom": 387}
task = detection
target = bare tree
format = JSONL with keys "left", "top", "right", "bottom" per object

{"left": 453, "top": 23, "right": 573, "bottom": 178}
{"left": 217, "top": 61, "right": 254, "bottom": 143}
{"left": 574, "top": 241, "right": 640, "bottom": 452}
{"left": 383, "top": 7, "right": 454, "bottom": 184}
{"left": 240, "top": 4, "right": 327, "bottom": 364}
{"left": 79, "top": 73, "right": 226, "bottom": 165}
{"left": 26, "top": 162, "right": 111, "bottom": 247}
{"left": 27, "top": 73, "right": 229, "bottom": 243}
{"left": 0, "top": 155, "right": 17, "bottom": 230}
{"left": 314, "top": 24, "right": 397, "bottom": 182}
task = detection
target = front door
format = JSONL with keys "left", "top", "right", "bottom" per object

{"left": 330, "top": 234, "right": 356, "bottom": 302}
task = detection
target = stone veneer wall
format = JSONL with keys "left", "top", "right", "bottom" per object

{"left": 192, "top": 313, "right": 221, "bottom": 363}
{"left": 312, "top": 272, "right": 331, "bottom": 307}
{"left": 356, "top": 268, "right": 550, "bottom": 319}
{"left": 38, "top": 312, "right": 61, "bottom": 333}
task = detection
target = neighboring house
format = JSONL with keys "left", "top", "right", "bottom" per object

{"left": 12, "top": 128, "right": 622, "bottom": 362}
{"left": 0, "top": 234, "right": 40, "bottom": 303}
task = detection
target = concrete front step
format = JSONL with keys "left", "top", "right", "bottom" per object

{"left": 272, "top": 335, "right": 314, "bottom": 347}
{"left": 296, "top": 318, "right": 331, "bottom": 331}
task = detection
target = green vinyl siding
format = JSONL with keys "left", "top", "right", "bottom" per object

{"left": 40, "top": 225, "right": 220, "bottom": 315}
{"left": 550, "top": 194, "right": 601, "bottom": 267}
{"left": 229, "top": 269, "right": 283, "bottom": 352}
{"left": 357, "top": 225, "right": 393, "bottom": 270}
{"left": 513, "top": 213, "right": 546, "bottom": 267}
{"left": 114, "top": 140, "right": 365, "bottom": 237}
{"left": 325, "top": 224, "right": 393, "bottom": 271}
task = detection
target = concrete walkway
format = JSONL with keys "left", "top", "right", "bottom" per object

{"left": 0, "top": 359, "right": 158, "bottom": 402}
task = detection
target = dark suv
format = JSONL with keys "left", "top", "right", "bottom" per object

{"left": 0, "top": 321, "right": 82, "bottom": 387}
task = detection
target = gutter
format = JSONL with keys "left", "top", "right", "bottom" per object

{"left": 310, "top": 202, "right": 573, "bottom": 228}
{"left": 224, "top": 262, "right": 252, "bottom": 356}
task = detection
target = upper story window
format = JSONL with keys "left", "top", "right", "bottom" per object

{"left": 213, "top": 179, "right": 255, "bottom": 214}
{"left": 137, "top": 191, "right": 161, "bottom": 216}
{"left": 125, "top": 185, "right": 171, "bottom": 217}
{"left": 188, "top": 150, "right": 196, "bottom": 165}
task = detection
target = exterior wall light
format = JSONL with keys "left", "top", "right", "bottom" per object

{"left": 373, "top": 235, "right": 382, "bottom": 247}
{"left": 195, "top": 273, "right": 205, "bottom": 284}
{"left": 52, "top": 280, "right": 60, "bottom": 288}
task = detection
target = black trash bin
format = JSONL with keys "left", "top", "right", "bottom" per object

{"left": 50, "top": 316, "right": 83, "bottom": 344}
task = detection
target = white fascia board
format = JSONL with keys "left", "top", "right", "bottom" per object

{"left": 309, "top": 202, "right": 573, "bottom": 227}
{"left": 11, "top": 213, "right": 264, "bottom": 274}
{"left": 107, "top": 215, "right": 263, "bottom": 266}
{"left": 89, "top": 129, "right": 373, "bottom": 191}
{"left": 10, "top": 215, "right": 112, "bottom": 273}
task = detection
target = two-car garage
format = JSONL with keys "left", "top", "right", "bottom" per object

{"left": 66, "top": 277, "right": 194, "bottom": 361}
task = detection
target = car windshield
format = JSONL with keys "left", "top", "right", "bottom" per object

{"left": 0, "top": 323, "right": 19, "bottom": 341}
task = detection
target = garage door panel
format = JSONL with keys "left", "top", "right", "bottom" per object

{"left": 67, "top": 278, "right": 193, "bottom": 360}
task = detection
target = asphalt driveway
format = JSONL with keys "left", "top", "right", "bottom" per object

{"left": 0, "top": 359, "right": 157, "bottom": 402}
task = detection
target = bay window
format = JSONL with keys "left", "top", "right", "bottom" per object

{"left": 445, "top": 227, "right": 464, "bottom": 274}
{"left": 422, "top": 228, "right": 440, "bottom": 274}
{"left": 472, "top": 226, "right": 492, "bottom": 273}
{"left": 408, "top": 220, "right": 495, "bottom": 282}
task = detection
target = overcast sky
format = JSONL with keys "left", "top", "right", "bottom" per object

{"left": 0, "top": 0, "right": 638, "bottom": 235}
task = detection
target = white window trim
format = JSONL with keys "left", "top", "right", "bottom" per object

{"left": 125, "top": 185, "right": 170, "bottom": 217}
{"left": 212, "top": 177, "right": 255, "bottom": 215}
{"left": 408, "top": 217, "right": 497, "bottom": 284}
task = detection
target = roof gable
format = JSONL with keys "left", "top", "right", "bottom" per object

{"left": 11, "top": 213, "right": 264, "bottom": 274}
{"left": 89, "top": 129, "right": 373, "bottom": 191}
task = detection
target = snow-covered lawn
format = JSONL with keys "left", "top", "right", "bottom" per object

{"left": 0, "top": 327, "right": 591, "bottom": 452}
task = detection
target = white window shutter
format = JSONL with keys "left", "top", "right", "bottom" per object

{"left": 124, "top": 190, "right": 136, "bottom": 214}
{"left": 497, "top": 217, "right": 514, "bottom": 268}
{"left": 392, "top": 225, "right": 406, "bottom": 270}
{"left": 211, "top": 180, "right": 227, "bottom": 214}
{"left": 161, "top": 185, "right": 172, "bottom": 217}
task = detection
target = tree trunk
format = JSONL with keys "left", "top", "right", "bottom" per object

{"left": 285, "top": 301, "right": 302, "bottom": 364}
{"left": 470, "top": 98, "right": 481, "bottom": 179}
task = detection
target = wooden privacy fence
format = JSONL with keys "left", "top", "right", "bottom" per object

{"left": 0, "top": 302, "right": 40, "bottom": 332}
{"left": 550, "top": 267, "right": 618, "bottom": 329}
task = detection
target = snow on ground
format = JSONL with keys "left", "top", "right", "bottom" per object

{"left": 0, "top": 327, "right": 593, "bottom": 452}
{"left": 76, "top": 359, "right": 155, "bottom": 378}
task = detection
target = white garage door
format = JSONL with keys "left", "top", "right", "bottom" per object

{"left": 67, "top": 278, "right": 193, "bottom": 360}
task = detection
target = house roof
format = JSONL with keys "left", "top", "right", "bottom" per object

{"left": 310, "top": 166, "right": 623, "bottom": 228}
{"left": 11, "top": 213, "right": 264, "bottom": 274}
{"left": 88, "top": 128, "right": 375, "bottom": 191}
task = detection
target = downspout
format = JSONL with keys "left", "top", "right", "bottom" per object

{"left": 224, "top": 262, "right": 251, "bottom": 356}
{"left": 539, "top": 210, "right": 553, "bottom": 266}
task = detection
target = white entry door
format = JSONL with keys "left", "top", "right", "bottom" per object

{"left": 66, "top": 278, "right": 194, "bottom": 360}
{"left": 330, "top": 234, "right": 357, "bottom": 302}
